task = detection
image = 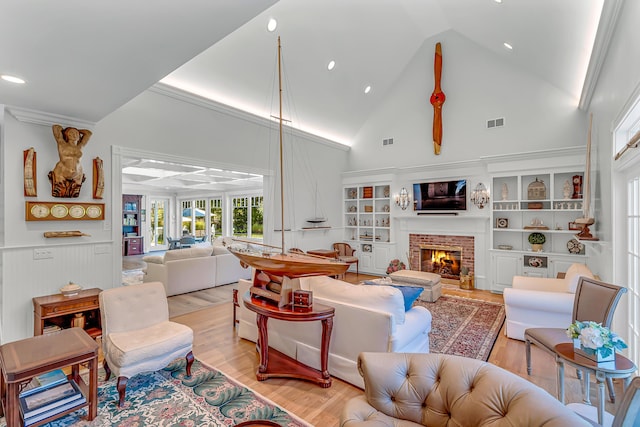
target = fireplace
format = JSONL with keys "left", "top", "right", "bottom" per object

{"left": 420, "top": 244, "right": 462, "bottom": 280}
{"left": 409, "top": 234, "right": 474, "bottom": 281}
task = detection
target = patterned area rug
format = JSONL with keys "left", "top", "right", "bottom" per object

{"left": 418, "top": 295, "right": 505, "bottom": 361}
{"left": 0, "top": 359, "right": 311, "bottom": 427}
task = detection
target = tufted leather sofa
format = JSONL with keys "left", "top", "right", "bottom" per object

{"left": 340, "top": 352, "right": 590, "bottom": 427}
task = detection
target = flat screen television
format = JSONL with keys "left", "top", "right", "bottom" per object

{"left": 413, "top": 179, "right": 467, "bottom": 211}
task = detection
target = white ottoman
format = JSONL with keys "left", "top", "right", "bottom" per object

{"left": 388, "top": 270, "right": 442, "bottom": 302}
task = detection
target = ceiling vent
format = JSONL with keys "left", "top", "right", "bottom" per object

{"left": 487, "top": 117, "right": 505, "bottom": 129}
{"left": 383, "top": 138, "right": 394, "bottom": 146}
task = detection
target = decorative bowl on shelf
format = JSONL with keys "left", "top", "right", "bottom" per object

{"left": 497, "top": 245, "right": 513, "bottom": 250}
{"left": 60, "top": 282, "right": 82, "bottom": 297}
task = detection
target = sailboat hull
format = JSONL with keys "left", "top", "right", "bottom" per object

{"left": 229, "top": 249, "right": 349, "bottom": 278}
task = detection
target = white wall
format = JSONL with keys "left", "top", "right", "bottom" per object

{"left": 1, "top": 112, "right": 115, "bottom": 343}
{"left": 588, "top": 0, "right": 640, "bottom": 282}
{"left": 0, "top": 88, "right": 350, "bottom": 342}
{"left": 98, "top": 89, "right": 350, "bottom": 249}
{"left": 350, "top": 30, "right": 588, "bottom": 171}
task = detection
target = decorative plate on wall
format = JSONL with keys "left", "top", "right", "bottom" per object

{"left": 567, "top": 238, "right": 585, "bottom": 254}
{"left": 25, "top": 202, "right": 105, "bottom": 221}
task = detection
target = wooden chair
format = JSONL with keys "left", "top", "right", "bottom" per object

{"left": 333, "top": 242, "right": 358, "bottom": 277}
{"left": 525, "top": 277, "right": 627, "bottom": 404}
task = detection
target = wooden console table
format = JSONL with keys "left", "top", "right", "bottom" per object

{"left": 0, "top": 327, "right": 98, "bottom": 427}
{"left": 33, "top": 288, "right": 102, "bottom": 339}
{"left": 242, "top": 292, "right": 335, "bottom": 388}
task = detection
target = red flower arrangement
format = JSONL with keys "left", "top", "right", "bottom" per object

{"left": 386, "top": 259, "right": 406, "bottom": 274}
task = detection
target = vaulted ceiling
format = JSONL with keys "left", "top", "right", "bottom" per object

{"left": 0, "top": 0, "right": 610, "bottom": 191}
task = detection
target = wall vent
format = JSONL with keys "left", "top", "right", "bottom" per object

{"left": 383, "top": 138, "right": 394, "bottom": 146}
{"left": 487, "top": 117, "right": 505, "bottom": 129}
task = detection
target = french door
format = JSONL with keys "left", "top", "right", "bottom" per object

{"left": 149, "top": 197, "right": 170, "bottom": 251}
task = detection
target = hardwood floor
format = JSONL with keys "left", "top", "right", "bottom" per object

{"left": 169, "top": 273, "right": 621, "bottom": 426}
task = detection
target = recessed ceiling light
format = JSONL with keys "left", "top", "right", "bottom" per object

{"left": 364, "top": 86, "right": 371, "bottom": 94}
{"left": 1, "top": 74, "right": 25, "bottom": 84}
{"left": 327, "top": 60, "right": 335, "bottom": 71}
{"left": 503, "top": 42, "right": 513, "bottom": 50}
{"left": 494, "top": 0, "right": 503, "bottom": 3}
{"left": 267, "top": 18, "right": 277, "bottom": 32}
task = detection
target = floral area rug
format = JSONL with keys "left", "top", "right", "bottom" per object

{"left": 0, "top": 359, "right": 311, "bottom": 427}
{"left": 418, "top": 295, "right": 505, "bottom": 361}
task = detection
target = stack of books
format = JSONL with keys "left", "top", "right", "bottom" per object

{"left": 42, "top": 324, "right": 62, "bottom": 335}
{"left": 19, "top": 369, "right": 86, "bottom": 426}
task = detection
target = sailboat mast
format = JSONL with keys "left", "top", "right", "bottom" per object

{"left": 278, "top": 36, "right": 285, "bottom": 255}
{"left": 583, "top": 113, "right": 592, "bottom": 219}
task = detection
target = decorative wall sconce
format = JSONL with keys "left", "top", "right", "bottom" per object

{"left": 470, "top": 182, "right": 490, "bottom": 209}
{"left": 395, "top": 187, "right": 410, "bottom": 210}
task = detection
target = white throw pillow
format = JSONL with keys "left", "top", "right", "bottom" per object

{"left": 564, "top": 263, "right": 594, "bottom": 293}
{"left": 299, "top": 276, "right": 406, "bottom": 324}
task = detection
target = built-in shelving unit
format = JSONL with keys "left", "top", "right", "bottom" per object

{"left": 123, "top": 194, "right": 143, "bottom": 255}
{"left": 490, "top": 170, "right": 588, "bottom": 292}
{"left": 343, "top": 183, "right": 395, "bottom": 274}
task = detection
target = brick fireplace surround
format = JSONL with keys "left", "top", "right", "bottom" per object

{"left": 409, "top": 234, "right": 475, "bottom": 278}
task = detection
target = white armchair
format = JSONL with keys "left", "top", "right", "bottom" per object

{"left": 100, "top": 282, "right": 194, "bottom": 406}
{"left": 503, "top": 263, "right": 594, "bottom": 341}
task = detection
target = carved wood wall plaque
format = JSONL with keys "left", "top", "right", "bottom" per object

{"left": 23, "top": 147, "right": 37, "bottom": 197}
{"left": 93, "top": 157, "right": 104, "bottom": 199}
{"left": 43, "top": 231, "right": 91, "bottom": 238}
{"left": 26, "top": 201, "right": 105, "bottom": 221}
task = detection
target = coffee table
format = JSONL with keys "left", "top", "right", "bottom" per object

{"left": 0, "top": 327, "right": 98, "bottom": 427}
{"left": 555, "top": 342, "right": 636, "bottom": 425}
{"left": 243, "top": 292, "right": 335, "bottom": 387}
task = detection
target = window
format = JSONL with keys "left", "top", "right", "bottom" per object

{"left": 232, "top": 195, "right": 263, "bottom": 238}
{"left": 627, "top": 176, "right": 640, "bottom": 364}
{"left": 613, "top": 86, "right": 640, "bottom": 364}
{"left": 209, "top": 198, "right": 222, "bottom": 238}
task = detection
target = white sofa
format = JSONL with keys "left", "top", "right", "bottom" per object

{"left": 237, "top": 275, "right": 432, "bottom": 388}
{"left": 503, "top": 263, "right": 594, "bottom": 340}
{"left": 143, "top": 242, "right": 251, "bottom": 296}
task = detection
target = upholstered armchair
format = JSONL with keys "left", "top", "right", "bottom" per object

{"left": 333, "top": 242, "right": 358, "bottom": 276}
{"left": 503, "top": 263, "right": 594, "bottom": 341}
{"left": 99, "top": 282, "right": 194, "bottom": 406}
{"left": 340, "top": 352, "right": 589, "bottom": 426}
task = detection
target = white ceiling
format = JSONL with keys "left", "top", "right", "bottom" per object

{"left": 0, "top": 0, "right": 609, "bottom": 192}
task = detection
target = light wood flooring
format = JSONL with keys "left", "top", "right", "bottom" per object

{"left": 167, "top": 273, "right": 624, "bottom": 426}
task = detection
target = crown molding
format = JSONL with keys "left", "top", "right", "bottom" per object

{"left": 579, "top": 0, "right": 624, "bottom": 110}
{"left": 149, "top": 83, "right": 350, "bottom": 152}
{"left": 6, "top": 106, "right": 96, "bottom": 128}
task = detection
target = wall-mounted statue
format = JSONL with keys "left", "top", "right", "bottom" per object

{"left": 48, "top": 124, "right": 92, "bottom": 198}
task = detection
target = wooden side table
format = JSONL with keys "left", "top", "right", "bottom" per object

{"left": 0, "top": 327, "right": 99, "bottom": 427}
{"left": 33, "top": 288, "right": 102, "bottom": 338}
{"left": 555, "top": 342, "right": 636, "bottom": 426}
{"left": 242, "top": 292, "right": 335, "bottom": 388}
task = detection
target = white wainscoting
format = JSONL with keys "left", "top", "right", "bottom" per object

{"left": 1, "top": 242, "right": 116, "bottom": 343}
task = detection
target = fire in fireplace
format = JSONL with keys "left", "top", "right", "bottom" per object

{"left": 420, "top": 244, "right": 462, "bottom": 279}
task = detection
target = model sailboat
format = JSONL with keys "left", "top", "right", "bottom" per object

{"left": 227, "top": 37, "right": 348, "bottom": 281}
